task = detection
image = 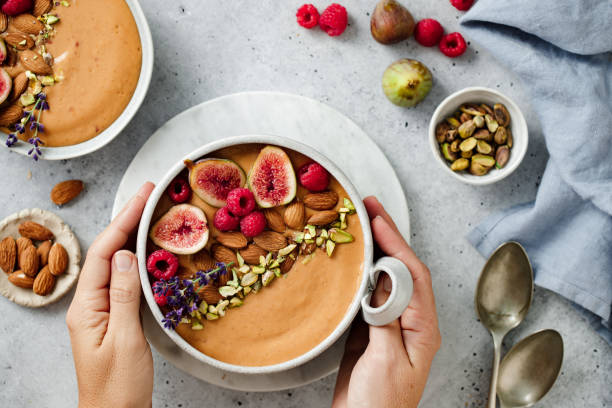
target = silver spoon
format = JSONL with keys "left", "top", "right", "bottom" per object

{"left": 497, "top": 329, "right": 564, "bottom": 408}
{"left": 475, "top": 241, "right": 533, "bottom": 408}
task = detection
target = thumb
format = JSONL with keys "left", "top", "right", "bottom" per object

{"left": 107, "top": 250, "right": 143, "bottom": 334}
{"left": 367, "top": 273, "right": 403, "bottom": 348}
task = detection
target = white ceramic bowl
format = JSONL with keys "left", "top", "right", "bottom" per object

{"left": 428, "top": 87, "right": 528, "bottom": 185}
{"left": 1, "top": 0, "right": 153, "bottom": 160}
{"left": 136, "top": 135, "right": 414, "bottom": 375}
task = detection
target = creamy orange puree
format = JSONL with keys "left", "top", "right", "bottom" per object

{"left": 35, "top": 0, "right": 141, "bottom": 146}
{"left": 152, "top": 145, "right": 364, "bottom": 366}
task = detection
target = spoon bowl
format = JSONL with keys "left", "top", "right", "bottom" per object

{"left": 497, "top": 329, "right": 564, "bottom": 408}
{"left": 475, "top": 241, "right": 534, "bottom": 408}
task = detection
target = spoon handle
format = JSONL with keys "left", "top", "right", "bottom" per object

{"left": 488, "top": 333, "right": 503, "bottom": 408}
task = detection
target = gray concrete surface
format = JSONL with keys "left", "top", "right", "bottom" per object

{"left": 0, "top": 1, "right": 609, "bottom": 407}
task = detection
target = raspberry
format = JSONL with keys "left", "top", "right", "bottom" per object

{"left": 167, "top": 176, "right": 191, "bottom": 203}
{"left": 226, "top": 188, "right": 256, "bottom": 217}
{"left": 147, "top": 250, "right": 179, "bottom": 281}
{"left": 240, "top": 211, "right": 266, "bottom": 238}
{"left": 1, "top": 0, "right": 32, "bottom": 16}
{"left": 214, "top": 206, "right": 240, "bottom": 232}
{"left": 296, "top": 4, "right": 319, "bottom": 29}
{"left": 414, "top": 19, "right": 444, "bottom": 47}
{"left": 298, "top": 162, "right": 329, "bottom": 192}
{"left": 439, "top": 32, "right": 467, "bottom": 58}
{"left": 319, "top": 3, "right": 348, "bottom": 37}
{"left": 154, "top": 290, "right": 171, "bottom": 306}
{"left": 450, "top": 0, "right": 474, "bottom": 11}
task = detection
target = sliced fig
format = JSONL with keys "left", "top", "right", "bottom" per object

{"left": 0, "top": 38, "right": 6, "bottom": 65}
{"left": 149, "top": 204, "right": 209, "bottom": 255}
{"left": 248, "top": 146, "right": 296, "bottom": 208}
{"left": 0, "top": 68, "right": 12, "bottom": 105}
{"left": 186, "top": 158, "right": 247, "bottom": 207}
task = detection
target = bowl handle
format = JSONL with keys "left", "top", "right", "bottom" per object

{"left": 361, "top": 257, "right": 413, "bottom": 326}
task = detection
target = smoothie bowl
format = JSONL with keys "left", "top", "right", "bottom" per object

{"left": 136, "top": 135, "right": 414, "bottom": 374}
{"left": 0, "top": 0, "right": 153, "bottom": 160}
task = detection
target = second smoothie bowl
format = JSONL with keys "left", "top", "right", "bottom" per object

{"left": 137, "top": 135, "right": 414, "bottom": 374}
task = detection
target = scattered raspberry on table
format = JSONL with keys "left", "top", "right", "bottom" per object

{"left": 414, "top": 18, "right": 444, "bottom": 47}
{"left": 296, "top": 4, "right": 320, "bottom": 29}
{"left": 319, "top": 3, "right": 348, "bottom": 37}
{"left": 450, "top": 0, "right": 474, "bottom": 11}
{"left": 439, "top": 32, "right": 467, "bottom": 58}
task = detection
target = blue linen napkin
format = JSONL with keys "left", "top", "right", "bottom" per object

{"left": 461, "top": 0, "right": 612, "bottom": 344}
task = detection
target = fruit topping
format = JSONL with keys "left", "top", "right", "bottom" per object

{"left": 186, "top": 158, "right": 246, "bottom": 207}
{"left": 226, "top": 188, "right": 256, "bottom": 217}
{"left": 370, "top": 0, "right": 415, "bottom": 45}
{"left": 296, "top": 4, "right": 319, "bottom": 29}
{"left": 147, "top": 249, "right": 179, "bottom": 280}
{"left": 298, "top": 162, "right": 330, "bottom": 192}
{"left": 319, "top": 3, "right": 348, "bottom": 37}
{"left": 450, "top": 0, "right": 474, "bottom": 11}
{"left": 213, "top": 206, "right": 240, "bottom": 232}
{"left": 149, "top": 204, "right": 209, "bottom": 255}
{"left": 382, "top": 58, "right": 432, "bottom": 107}
{"left": 154, "top": 290, "right": 171, "bottom": 306}
{"left": 248, "top": 146, "right": 297, "bottom": 207}
{"left": 414, "top": 18, "right": 444, "bottom": 47}
{"left": 2, "top": 0, "right": 32, "bottom": 16}
{"left": 240, "top": 211, "right": 267, "bottom": 238}
{"left": 167, "top": 176, "right": 191, "bottom": 203}
{"left": 0, "top": 68, "right": 12, "bottom": 106}
{"left": 0, "top": 39, "right": 7, "bottom": 65}
{"left": 439, "top": 32, "right": 467, "bottom": 58}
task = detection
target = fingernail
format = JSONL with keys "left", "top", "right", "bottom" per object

{"left": 114, "top": 251, "right": 133, "bottom": 272}
{"left": 383, "top": 274, "right": 392, "bottom": 292}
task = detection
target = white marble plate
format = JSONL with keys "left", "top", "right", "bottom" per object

{"left": 111, "top": 91, "right": 410, "bottom": 391}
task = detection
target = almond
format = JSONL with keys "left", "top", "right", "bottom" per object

{"left": 284, "top": 201, "right": 305, "bottom": 230}
{"left": 218, "top": 269, "right": 231, "bottom": 286}
{"left": 4, "top": 47, "right": 17, "bottom": 67}
{"left": 190, "top": 249, "right": 216, "bottom": 271}
{"left": 19, "top": 245, "right": 38, "bottom": 277}
{"left": 176, "top": 266, "right": 196, "bottom": 280}
{"left": 263, "top": 209, "right": 285, "bottom": 233}
{"left": 303, "top": 191, "right": 338, "bottom": 210}
{"left": 211, "top": 244, "right": 238, "bottom": 266}
{"left": 0, "top": 104, "right": 23, "bottom": 126}
{"left": 18, "top": 221, "right": 54, "bottom": 241}
{"left": 10, "top": 72, "right": 27, "bottom": 101}
{"left": 280, "top": 250, "right": 298, "bottom": 274}
{"left": 0, "top": 12, "right": 7, "bottom": 32}
{"left": 307, "top": 210, "right": 339, "bottom": 226}
{"left": 48, "top": 242, "right": 68, "bottom": 276}
{"left": 8, "top": 270, "right": 34, "bottom": 289}
{"left": 33, "top": 265, "right": 55, "bottom": 296}
{"left": 239, "top": 244, "right": 268, "bottom": 265}
{"left": 197, "top": 284, "right": 223, "bottom": 305}
{"left": 4, "top": 32, "right": 34, "bottom": 50}
{"left": 19, "top": 50, "right": 52, "bottom": 75}
{"left": 16, "top": 237, "right": 32, "bottom": 257}
{"left": 50, "top": 180, "right": 84, "bottom": 205}
{"left": 215, "top": 232, "right": 248, "bottom": 249}
{"left": 33, "top": 0, "right": 52, "bottom": 16}
{"left": 12, "top": 14, "right": 44, "bottom": 35}
{"left": 0, "top": 236, "right": 16, "bottom": 274}
{"left": 36, "top": 239, "right": 52, "bottom": 266}
{"left": 253, "top": 231, "right": 287, "bottom": 252}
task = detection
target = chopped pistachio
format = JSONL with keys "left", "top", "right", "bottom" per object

{"left": 320, "top": 229, "right": 329, "bottom": 239}
{"left": 208, "top": 305, "right": 217, "bottom": 314}
{"left": 238, "top": 264, "right": 250, "bottom": 274}
{"left": 243, "top": 286, "right": 252, "bottom": 295}
{"left": 252, "top": 280, "right": 262, "bottom": 293}
{"left": 343, "top": 198, "right": 356, "bottom": 214}
{"left": 25, "top": 71, "right": 36, "bottom": 80}
{"left": 20, "top": 93, "right": 36, "bottom": 107}
{"left": 18, "top": 39, "right": 26, "bottom": 46}
{"left": 219, "top": 286, "right": 239, "bottom": 297}
{"left": 46, "top": 15, "right": 60, "bottom": 24}
{"left": 315, "top": 236, "right": 324, "bottom": 247}
{"left": 198, "top": 301, "right": 208, "bottom": 314}
{"left": 329, "top": 229, "right": 354, "bottom": 243}
{"left": 229, "top": 297, "right": 243, "bottom": 308}
{"left": 273, "top": 268, "right": 281, "bottom": 277}
{"left": 294, "top": 232, "right": 304, "bottom": 243}
{"left": 61, "top": 0, "right": 70, "bottom": 6}
{"left": 241, "top": 272, "right": 258, "bottom": 286}
{"left": 306, "top": 225, "right": 316, "bottom": 236}
{"left": 236, "top": 252, "right": 245, "bottom": 267}
{"left": 180, "top": 317, "right": 191, "bottom": 324}
{"left": 326, "top": 240, "right": 336, "bottom": 257}
{"left": 304, "top": 232, "right": 312, "bottom": 240}
{"left": 40, "top": 76, "right": 54, "bottom": 86}
{"left": 339, "top": 207, "right": 350, "bottom": 213}
{"left": 191, "top": 320, "right": 203, "bottom": 330}
{"left": 252, "top": 266, "right": 266, "bottom": 274}
{"left": 265, "top": 252, "right": 272, "bottom": 265}
{"left": 205, "top": 313, "right": 219, "bottom": 321}
{"left": 258, "top": 255, "right": 266, "bottom": 266}
{"left": 262, "top": 270, "right": 275, "bottom": 287}
{"left": 278, "top": 244, "right": 297, "bottom": 257}
{"left": 340, "top": 213, "right": 346, "bottom": 223}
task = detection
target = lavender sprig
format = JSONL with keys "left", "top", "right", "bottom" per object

{"left": 5, "top": 93, "right": 48, "bottom": 161}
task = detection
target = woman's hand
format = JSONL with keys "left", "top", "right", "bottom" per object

{"left": 66, "top": 182, "right": 155, "bottom": 408}
{"left": 332, "top": 197, "right": 441, "bottom": 408}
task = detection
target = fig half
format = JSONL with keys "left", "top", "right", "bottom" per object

{"left": 186, "top": 158, "right": 247, "bottom": 207}
{"left": 150, "top": 204, "right": 209, "bottom": 255}
{"left": 248, "top": 146, "right": 297, "bottom": 208}
{"left": 0, "top": 38, "right": 7, "bottom": 65}
{"left": 0, "top": 67, "right": 12, "bottom": 105}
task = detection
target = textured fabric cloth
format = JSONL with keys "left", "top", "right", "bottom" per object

{"left": 461, "top": 0, "right": 612, "bottom": 343}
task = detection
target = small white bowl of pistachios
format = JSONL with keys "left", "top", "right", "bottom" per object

{"left": 428, "top": 87, "right": 528, "bottom": 185}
